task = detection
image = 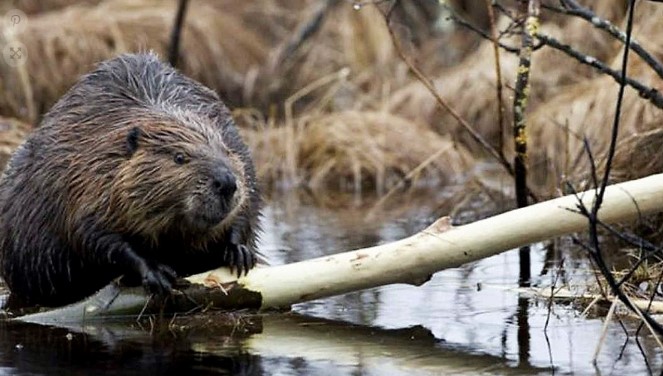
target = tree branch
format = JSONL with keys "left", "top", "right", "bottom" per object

{"left": 581, "top": 0, "right": 663, "bottom": 336}
{"left": 485, "top": 0, "right": 507, "bottom": 158}
{"left": 168, "top": 0, "right": 189, "bottom": 68}
{"left": 543, "top": 0, "right": 663, "bottom": 80}
{"left": 513, "top": 0, "right": 540, "bottom": 285}
{"left": 536, "top": 33, "right": 663, "bottom": 109}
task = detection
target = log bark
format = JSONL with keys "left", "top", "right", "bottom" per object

{"left": 14, "top": 173, "right": 663, "bottom": 324}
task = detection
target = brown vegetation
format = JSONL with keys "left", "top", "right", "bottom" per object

{"left": 0, "top": 0, "right": 478, "bottom": 196}
{"left": 385, "top": 6, "right": 643, "bottom": 156}
{"left": 0, "top": 0, "right": 662, "bottom": 198}
{"left": 0, "top": 0, "right": 276, "bottom": 121}
{"left": 525, "top": 0, "right": 663, "bottom": 194}
{"left": 240, "top": 110, "right": 473, "bottom": 194}
{"left": 0, "top": 116, "right": 30, "bottom": 169}
{"left": 528, "top": 54, "right": 663, "bottom": 194}
{"left": 0, "top": 0, "right": 103, "bottom": 15}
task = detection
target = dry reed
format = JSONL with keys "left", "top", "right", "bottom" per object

{"left": 527, "top": 50, "right": 663, "bottom": 195}
{"left": 386, "top": 22, "right": 603, "bottom": 153}
{"left": 0, "top": 0, "right": 273, "bottom": 122}
{"left": 0, "top": 1, "right": 431, "bottom": 123}
{"left": 0, "top": 0, "right": 102, "bottom": 15}
{"left": 240, "top": 110, "right": 474, "bottom": 194}
{"left": 385, "top": 1, "right": 656, "bottom": 155}
{"left": 0, "top": 116, "right": 30, "bottom": 169}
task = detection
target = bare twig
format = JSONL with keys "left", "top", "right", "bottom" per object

{"left": 591, "top": 223, "right": 663, "bottom": 288}
{"left": 584, "top": 0, "right": 663, "bottom": 336}
{"left": 444, "top": 7, "right": 520, "bottom": 54}
{"left": 634, "top": 269, "right": 663, "bottom": 357}
{"left": 383, "top": 3, "right": 542, "bottom": 203}
{"left": 536, "top": 33, "right": 663, "bottom": 110}
{"left": 596, "top": 2, "right": 634, "bottom": 215}
{"left": 492, "top": 2, "right": 517, "bottom": 21}
{"left": 593, "top": 298, "right": 618, "bottom": 362}
{"left": 168, "top": 0, "right": 189, "bottom": 68}
{"left": 485, "top": 0, "right": 507, "bottom": 158}
{"left": 543, "top": 0, "right": 663, "bottom": 79}
{"left": 448, "top": 3, "right": 663, "bottom": 110}
{"left": 268, "top": 0, "right": 342, "bottom": 72}
{"left": 544, "top": 257, "right": 563, "bottom": 332}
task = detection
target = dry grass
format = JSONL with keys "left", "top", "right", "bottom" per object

{"left": 386, "top": 20, "right": 608, "bottom": 153}
{"left": 235, "top": 2, "right": 479, "bottom": 194}
{"left": 612, "top": 125, "right": 663, "bottom": 184}
{"left": 525, "top": 1, "right": 663, "bottom": 194}
{"left": 384, "top": 1, "right": 661, "bottom": 155}
{"left": 251, "top": 1, "right": 472, "bottom": 118}
{"left": 0, "top": 0, "right": 469, "bottom": 195}
{"left": 0, "top": 116, "right": 30, "bottom": 169}
{"left": 0, "top": 0, "right": 103, "bottom": 14}
{"left": 527, "top": 49, "right": 663, "bottom": 195}
{"left": 240, "top": 110, "right": 474, "bottom": 194}
{"left": 254, "top": 3, "right": 409, "bottom": 114}
{"left": 0, "top": 0, "right": 274, "bottom": 122}
{"left": 0, "top": 1, "right": 434, "bottom": 122}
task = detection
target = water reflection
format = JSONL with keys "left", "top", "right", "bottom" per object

{"left": 516, "top": 297, "right": 531, "bottom": 370}
{"left": 0, "top": 319, "right": 264, "bottom": 375}
{"left": 0, "top": 312, "right": 552, "bottom": 376}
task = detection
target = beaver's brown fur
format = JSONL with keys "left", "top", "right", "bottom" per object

{"left": 0, "top": 53, "right": 261, "bottom": 306}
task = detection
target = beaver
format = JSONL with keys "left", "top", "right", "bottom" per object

{"left": 0, "top": 53, "right": 261, "bottom": 306}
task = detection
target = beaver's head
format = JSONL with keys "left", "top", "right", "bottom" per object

{"left": 106, "top": 113, "right": 247, "bottom": 238}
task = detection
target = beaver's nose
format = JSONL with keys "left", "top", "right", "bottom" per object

{"left": 212, "top": 168, "right": 237, "bottom": 198}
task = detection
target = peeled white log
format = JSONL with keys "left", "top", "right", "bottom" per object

{"left": 192, "top": 173, "right": 663, "bottom": 309}
{"left": 16, "top": 173, "right": 663, "bottom": 323}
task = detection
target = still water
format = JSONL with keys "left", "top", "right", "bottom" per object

{"left": 0, "top": 190, "right": 660, "bottom": 375}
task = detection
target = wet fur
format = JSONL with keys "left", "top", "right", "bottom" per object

{"left": 0, "top": 53, "right": 261, "bottom": 306}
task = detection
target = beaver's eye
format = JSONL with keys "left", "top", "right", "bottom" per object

{"left": 174, "top": 153, "right": 187, "bottom": 165}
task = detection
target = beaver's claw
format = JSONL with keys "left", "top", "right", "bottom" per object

{"left": 113, "top": 241, "right": 177, "bottom": 298}
{"left": 142, "top": 263, "right": 177, "bottom": 297}
{"left": 225, "top": 243, "right": 256, "bottom": 277}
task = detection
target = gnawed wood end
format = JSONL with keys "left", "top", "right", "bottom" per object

{"left": 203, "top": 272, "right": 239, "bottom": 294}
{"left": 11, "top": 278, "right": 264, "bottom": 325}
{"left": 187, "top": 265, "right": 268, "bottom": 287}
{"left": 423, "top": 216, "right": 453, "bottom": 234}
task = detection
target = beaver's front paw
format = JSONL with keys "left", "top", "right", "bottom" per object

{"left": 141, "top": 263, "right": 177, "bottom": 297}
{"left": 225, "top": 243, "right": 256, "bottom": 277}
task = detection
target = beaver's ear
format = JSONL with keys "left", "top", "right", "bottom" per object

{"left": 126, "top": 127, "right": 141, "bottom": 156}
